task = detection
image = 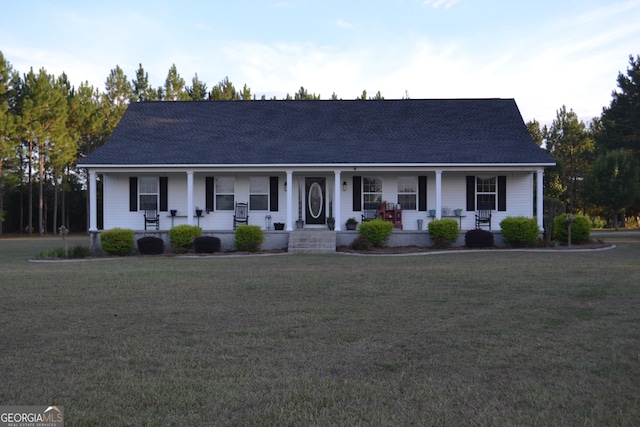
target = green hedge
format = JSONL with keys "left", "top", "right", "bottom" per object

{"left": 100, "top": 228, "right": 135, "bottom": 256}
{"left": 499, "top": 216, "right": 540, "bottom": 247}
{"left": 428, "top": 219, "right": 459, "bottom": 249}
{"left": 553, "top": 215, "right": 591, "bottom": 243}
{"left": 234, "top": 225, "right": 264, "bottom": 252}
{"left": 358, "top": 219, "right": 394, "bottom": 247}
{"left": 169, "top": 225, "right": 202, "bottom": 253}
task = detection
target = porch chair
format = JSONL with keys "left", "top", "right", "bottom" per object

{"left": 144, "top": 205, "right": 160, "bottom": 230}
{"left": 361, "top": 202, "right": 380, "bottom": 222}
{"left": 475, "top": 202, "right": 492, "bottom": 230}
{"left": 233, "top": 202, "right": 249, "bottom": 229}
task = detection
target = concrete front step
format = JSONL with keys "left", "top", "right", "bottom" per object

{"left": 288, "top": 230, "right": 337, "bottom": 254}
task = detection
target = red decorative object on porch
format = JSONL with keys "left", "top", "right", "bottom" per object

{"left": 378, "top": 203, "right": 403, "bottom": 229}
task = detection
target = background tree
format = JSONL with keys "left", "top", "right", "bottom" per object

{"left": 21, "top": 68, "right": 70, "bottom": 235}
{"left": 210, "top": 77, "right": 238, "bottom": 100}
{"left": 187, "top": 73, "right": 208, "bottom": 101}
{"left": 582, "top": 149, "right": 640, "bottom": 229}
{"left": 103, "top": 65, "right": 132, "bottom": 138}
{"left": 545, "top": 105, "right": 595, "bottom": 212}
{"left": 132, "top": 63, "right": 157, "bottom": 102}
{"left": 240, "top": 84, "right": 252, "bottom": 100}
{"left": 597, "top": 55, "right": 640, "bottom": 159}
{"left": 164, "top": 64, "right": 189, "bottom": 101}
{"left": 526, "top": 119, "right": 546, "bottom": 147}
{"left": 0, "top": 52, "right": 17, "bottom": 236}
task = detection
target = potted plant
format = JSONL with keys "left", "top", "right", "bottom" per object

{"left": 274, "top": 222, "right": 285, "bottom": 230}
{"left": 346, "top": 217, "right": 358, "bottom": 230}
{"left": 170, "top": 209, "right": 177, "bottom": 216}
{"left": 428, "top": 209, "right": 436, "bottom": 217}
{"left": 195, "top": 207, "right": 203, "bottom": 217}
{"left": 454, "top": 208, "right": 462, "bottom": 217}
{"left": 326, "top": 197, "right": 335, "bottom": 230}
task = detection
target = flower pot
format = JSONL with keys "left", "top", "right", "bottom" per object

{"left": 454, "top": 209, "right": 462, "bottom": 216}
{"left": 346, "top": 223, "right": 357, "bottom": 230}
{"left": 274, "top": 223, "right": 285, "bottom": 230}
{"left": 428, "top": 209, "right": 436, "bottom": 217}
{"left": 170, "top": 209, "right": 177, "bottom": 216}
{"left": 195, "top": 209, "right": 203, "bottom": 217}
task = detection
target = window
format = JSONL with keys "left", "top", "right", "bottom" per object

{"left": 397, "top": 177, "right": 417, "bottom": 210}
{"left": 249, "top": 177, "right": 269, "bottom": 210}
{"left": 476, "top": 177, "right": 496, "bottom": 209}
{"left": 363, "top": 176, "right": 382, "bottom": 206}
{"left": 216, "top": 177, "right": 235, "bottom": 210}
{"left": 139, "top": 177, "right": 158, "bottom": 210}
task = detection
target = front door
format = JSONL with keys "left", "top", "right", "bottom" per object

{"left": 305, "top": 177, "right": 326, "bottom": 225}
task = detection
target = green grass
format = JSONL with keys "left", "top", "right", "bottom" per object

{"left": 1, "top": 233, "right": 640, "bottom": 425}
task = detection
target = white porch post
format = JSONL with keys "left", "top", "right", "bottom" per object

{"left": 89, "top": 170, "right": 98, "bottom": 231}
{"left": 334, "top": 170, "right": 341, "bottom": 231}
{"left": 286, "top": 171, "right": 293, "bottom": 231}
{"left": 435, "top": 170, "right": 442, "bottom": 220}
{"left": 186, "top": 171, "right": 194, "bottom": 226}
{"left": 536, "top": 169, "right": 544, "bottom": 230}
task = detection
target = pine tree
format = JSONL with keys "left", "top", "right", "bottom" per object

{"left": 187, "top": 73, "right": 208, "bottom": 101}
{"left": 598, "top": 55, "right": 640, "bottom": 158}
{"left": 164, "top": 64, "right": 189, "bottom": 101}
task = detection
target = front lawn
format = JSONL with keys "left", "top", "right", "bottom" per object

{"left": 1, "top": 233, "right": 639, "bottom": 425}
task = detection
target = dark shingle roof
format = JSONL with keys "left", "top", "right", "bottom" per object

{"left": 79, "top": 99, "right": 555, "bottom": 166}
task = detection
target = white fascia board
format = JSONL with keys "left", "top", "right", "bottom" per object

{"left": 82, "top": 162, "right": 555, "bottom": 173}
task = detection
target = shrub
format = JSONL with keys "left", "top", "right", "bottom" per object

{"left": 169, "top": 225, "right": 202, "bottom": 253}
{"left": 194, "top": 236, "right": 221, "bottom": 253}
{"left": 100, "top": 228, "right": 135, "bottom": 256}
{"left": 428, "top": 219, "right": 459, "bottom": 249}
{"left": 37, "top": 245, "right": 92, "bottom": 259}
{"left": 69, "top": 245, "right": 92, "bottom": 258}
{"left": 500, "top": 216, "right": 540, "bottom": 247}
{"left": 553, "top": 215, "right": 591, "bottom": 243}
{"left": 137, "top": 236, "right": 165, "bottom": 255}
{"left": 464, "top": 229, "right": 494, "bottom": 248}
{"left": 234, "top": 225, "right": 264, "bottom": 252}
{"left": 350, "top": 234, "right": 373, "bottom": 251}
{"left": 358, "top": 219, "right": 394, "bottom": 247}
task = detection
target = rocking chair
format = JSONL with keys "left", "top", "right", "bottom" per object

{"left": 475, "top": 202, "right": 492, "bottom": 230}
{"left": 144, "top": 205, "right": 160, "bottom": 230}
{"left": 233, "top": 202, "right": 249, "bottom": 229}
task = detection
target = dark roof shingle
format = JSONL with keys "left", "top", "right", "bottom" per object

{"left": 79, "top": 99, "right": 555, "bottom": 166}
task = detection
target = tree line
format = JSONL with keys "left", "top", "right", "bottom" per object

{"left": 0, "top": 51, "right": 639, "bottom": 235}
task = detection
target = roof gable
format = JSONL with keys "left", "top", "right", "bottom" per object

{"left": 79, "top": 99, "right": 555, "bottom": 166}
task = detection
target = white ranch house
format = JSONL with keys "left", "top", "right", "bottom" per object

{"left": 79, "top": 99, "right": 555, "bottom": 252}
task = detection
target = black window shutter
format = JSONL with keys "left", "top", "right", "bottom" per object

{"left": 270, "top": 176, "right": 279, "bottom": 211}
{"left": 205, "top": 177, "right": 214, "bottom": 212}
{"left": 353, "top": 176, "right": 362, "bottom": 211}
{"left": 159, "top": 177, "right": 168, "bottom": 211}
{"left": 129, "top": 177, "right": 138, "bottom": 211}
{"left": 418, "top": 176, "right": 427, "bottom": 211}
{"left": 498, "top": 175, "right": 507, "bottom": 211}
{"left": 466, "top": 176, "right": 475, "bottom": 211}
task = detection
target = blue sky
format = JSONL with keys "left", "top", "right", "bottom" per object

{"left": 1, "top": 0, "right": 639, "bottom": 125}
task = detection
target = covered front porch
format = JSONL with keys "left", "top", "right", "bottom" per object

{"left": 87, "top": 167, "right": 545, "bottom": 233}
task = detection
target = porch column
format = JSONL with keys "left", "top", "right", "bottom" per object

{"left": 536, "top": 169, "right": 544, "bottom": 230}
{"left": 334, "top": 170, "right": 341, "bottom": 231}
{"left": 286, "top": 171, "right": 293, "bottom": 231}
{"left": 186, "top": 171, "right": 194, "bottom": 226}
{"left": 89, "top": 170, "right": 98, "bottom": 231}
{"left": 435, "top": 170, "right": 442, "bottom": 220}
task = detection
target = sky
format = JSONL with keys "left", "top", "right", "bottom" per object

{"left": 1, "top": 0, "right": 639, "bottom": 126}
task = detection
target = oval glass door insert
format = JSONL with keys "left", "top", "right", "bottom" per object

{"left": 308, "top": 182, "right": 323, "bottom": 219}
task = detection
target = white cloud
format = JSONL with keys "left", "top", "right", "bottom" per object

{"left": 422, "top": 0, "right": 460, "bottom": 9}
